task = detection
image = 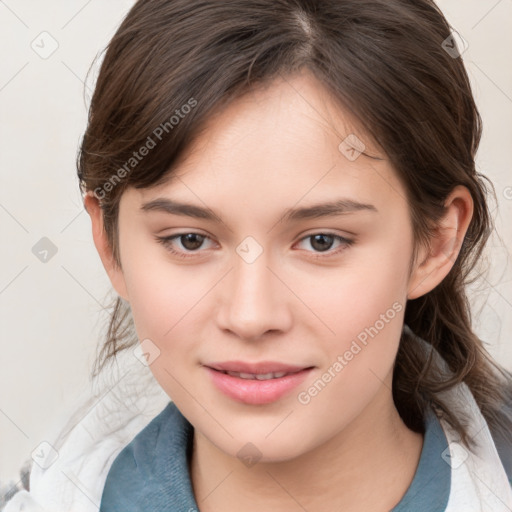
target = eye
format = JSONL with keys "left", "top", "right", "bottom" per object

{"left": 156, "top": 231, "right": 354, "bottom": 260}
{"left": 295, "top": 233, "right": 353, "bottom": 258}
{"left": 155, "top": 232, "right": 215, "bottom": 259}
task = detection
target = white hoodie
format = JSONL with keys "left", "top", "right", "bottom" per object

{"left": 3, "top": 326, "right": 512, "bottom": 511}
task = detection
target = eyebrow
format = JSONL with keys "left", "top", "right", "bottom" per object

{"left": 140, "top": 197, "right": 377, "bottom": 222}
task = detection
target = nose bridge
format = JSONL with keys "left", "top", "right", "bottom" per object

{"left": 217, "top": 242, "right": 290, "bottom": 339}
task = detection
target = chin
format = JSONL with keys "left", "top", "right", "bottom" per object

{"left": 215, "top": 431, "right": 311, "bottom": 466}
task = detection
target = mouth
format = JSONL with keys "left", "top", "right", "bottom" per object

{"left": 204, "top": 362, "right": 314, "bottom": 405}
{"left": 214, "top": 369, "right": 301, "bottom": 380}
{"left": 206, "top": 360, "right": 312, "bottom": 375}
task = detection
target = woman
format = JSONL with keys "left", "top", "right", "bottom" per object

{"left": 5, "top": 0, "right": 512, "bottom": 510}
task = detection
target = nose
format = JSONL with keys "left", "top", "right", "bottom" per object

{"left": 215, "top": 248, "right": 292, "bottom": 341}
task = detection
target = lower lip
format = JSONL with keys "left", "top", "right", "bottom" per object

{"left": 205, "top": 367, "right": 313, "bottom": 405}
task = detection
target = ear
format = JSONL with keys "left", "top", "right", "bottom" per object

{"left": 407, "top": 185, "right": 474, "bottom": 300}
{"left": 83, "top": 192, "right": 129, "bottom": 301}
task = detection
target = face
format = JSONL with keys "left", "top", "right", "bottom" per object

{"left": 112, "top": 71, "right": 418, "bottom": 462}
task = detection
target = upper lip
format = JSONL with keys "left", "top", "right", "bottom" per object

{"left": 205, "top": 361, "right": 312, "bottom": 374}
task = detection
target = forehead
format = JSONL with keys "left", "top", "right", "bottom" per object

{"left": 178, "top": 70, "right": 384, "bottom": 167}
{"left": 123, "top": 71, "right": 407, "bottom": 220}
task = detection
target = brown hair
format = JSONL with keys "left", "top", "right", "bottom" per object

{"left": 78, "top": 0, "right": 512, "bottom": 451}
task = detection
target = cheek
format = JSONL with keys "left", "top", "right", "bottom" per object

{"left": 300, "top": 228, "right": 411, "bottom": 343}
{"left": 293, "top": 222, "right": 411, "bottom": 403}
{"left": 121, "top": 254, "right": 212, "bottom": 401}
{"left": 119, "top": 231, "right": 209, "bottom": 344}
{"left": 126, "top": 266, "right": 209, "bottom": 341}
{"left": 294, "top": 272, "right": 407, "bottom": 435}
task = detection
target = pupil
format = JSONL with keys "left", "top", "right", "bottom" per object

{"left": 311, "top": 234, "right": 333, "bottom": 252}
{"left": 182, "top": 234, "right": 203, "bottom": 250}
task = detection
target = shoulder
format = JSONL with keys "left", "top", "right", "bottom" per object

{"left": 488, "top": 396, "right": 512, "bottom": 486}
{"left": 105, "top": 401, "right": 179, "bottom": 478}
{"left": 99, "top": 401, "right": 193, "bottom": 511}
{"left": 2, "top": 490, "right": 47, "bottom": 512}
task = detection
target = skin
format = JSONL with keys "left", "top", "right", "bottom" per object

{"left": 85, "top": 70, "right": 473, "bottom": 511}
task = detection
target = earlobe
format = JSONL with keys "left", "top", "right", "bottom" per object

{"left": 83, "top": 192, "right": 129, "bottom": 301}
{"left": 407, "top": 185, "right": 473, "bottom": 300}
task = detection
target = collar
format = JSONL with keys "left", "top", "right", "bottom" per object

{"left": 99, "top": 400, "right": 451, "bottom": 511}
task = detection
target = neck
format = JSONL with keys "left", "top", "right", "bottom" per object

{"left": 189, "top": 381, "right": 424, "bottom": 512}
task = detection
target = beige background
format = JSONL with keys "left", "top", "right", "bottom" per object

{"left": 0, "top": 0, "right": 511, "bottom": 484}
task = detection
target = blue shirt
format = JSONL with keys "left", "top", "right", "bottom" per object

{"left": 99, "top": 401, "right": 510, "bottom": 511}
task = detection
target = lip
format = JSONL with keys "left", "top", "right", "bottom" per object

{"left": 206, "top": 360, "right": 310, "bottom": 374}
{"left": 204, "top": 362, "right": 314, "bottom": 405}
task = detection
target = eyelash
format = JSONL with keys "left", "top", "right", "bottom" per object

{"left": 155, "top": 232, "right": 354, "bottom": 260}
